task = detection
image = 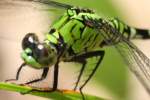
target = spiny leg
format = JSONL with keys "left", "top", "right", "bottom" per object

{"left": 25, "top": 63, "right": 59, "bottom": 93}
{"left": 5, "top": 63, "right": 26, "bottom": 82}
{"left": 79, "top": 51, "right": 104, "bottom": 99}
{"left": 66, "top": 57, "right": 86, "bottom": 91}
{"left": 25, "top": 67, "right": 49, "bottom": 85}
{"left": 68, "top": 51, "right": 105, "bottom": 99}
{"left": 74, "top": 61, "right": 86, "bottom": 91}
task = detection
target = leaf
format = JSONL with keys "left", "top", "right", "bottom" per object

{"left": 0, "top": 82, "right": 106, "bottom": 100}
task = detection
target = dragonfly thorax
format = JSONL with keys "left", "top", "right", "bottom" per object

{"left": 46, "top": 7, "right": 104, "bottom": 54}
{"left": 21, "top": 33, "right": 57, "bottom": 69}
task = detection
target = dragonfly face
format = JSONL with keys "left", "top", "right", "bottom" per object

{"left": 21, "top": 33, "right": 57, "bottom": 69}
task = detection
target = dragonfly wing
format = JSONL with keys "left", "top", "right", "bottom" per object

{"left": 115, "top": 40, "right": 150, "bottom": 93}
{"left": 23, "top": 0, "right": 73, "bottom": 9}
{"left": 97, "top": 24, "right": 150, "bottom": 94}
{"left": 10, "top": 0, "right": 72, "bottom": 9}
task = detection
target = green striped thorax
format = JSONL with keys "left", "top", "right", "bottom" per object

{"left": 46, "top": 7, "right": 104, "bottom": 54}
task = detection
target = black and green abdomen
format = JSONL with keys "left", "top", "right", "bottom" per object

{"left": 109, "top": 18, "right": 150, "bottom": 39}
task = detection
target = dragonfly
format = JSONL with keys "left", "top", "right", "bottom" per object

{"left": 2, "top": 0, "right": 150, "bottom": 99}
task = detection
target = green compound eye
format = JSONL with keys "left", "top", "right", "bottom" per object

{"left": 21, "top": 48, "right": 42, "bottom": 69}
{"left": 21, "top": 42, "right": 57, "bottom": 69}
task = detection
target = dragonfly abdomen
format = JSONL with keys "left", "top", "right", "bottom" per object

{"left": 133, "top": 29, "right": 150, "bottom": 39}
{"left": 109, "top": 18, "right": 150, "bottom": 40}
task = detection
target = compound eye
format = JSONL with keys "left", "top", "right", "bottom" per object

{"left": 33, "top": 44, "right": 49, "bottom": 63}
{"left": 22, "top": 33, "right": 39, "bottom": 50}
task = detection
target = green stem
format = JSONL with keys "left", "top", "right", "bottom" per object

{"left": 0, "top": 82, "right": 105, "bottom": 100}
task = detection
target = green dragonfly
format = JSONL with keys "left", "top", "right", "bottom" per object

{"left": 2, "top": 0, "right": 150, "bottom": 99}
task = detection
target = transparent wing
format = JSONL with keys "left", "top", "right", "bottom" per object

{"left": 115, "top": 39, "right": 150, "bottom": 93}
{"left": 21, "top": 0, "right": 72, "bottom": 9}
{"left": 97, "top": 23, "right": 150, "bottom": 94}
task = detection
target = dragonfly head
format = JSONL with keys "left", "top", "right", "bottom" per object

{"left": 21, "top": 33, "right": 57, "bottom": 69}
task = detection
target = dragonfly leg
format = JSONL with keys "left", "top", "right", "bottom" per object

{"left": 5, "top": 63, "right": 26, "bottom": 82}
{"left": 64, "top": 54, "right": 87, "bottom": 91}
{"left": 68, "top": 50, "right": 105, "bottom": 99}
{"left": 25, "top": 68, "right": 49, "bottom": 85}
{"left": 73, "top": 60, "right": 86, "bottom": 91}
{"left": 22, "top": 63, "right": 59, "bottom": 94}
{"left": 51, "top": 61, "right": 59, "bottom": 91}
{"left": 28, "top": 54, "right": 61, "bottom": 93}
{"left": 79, "top": 51, "right": 104, "bottom": 99}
